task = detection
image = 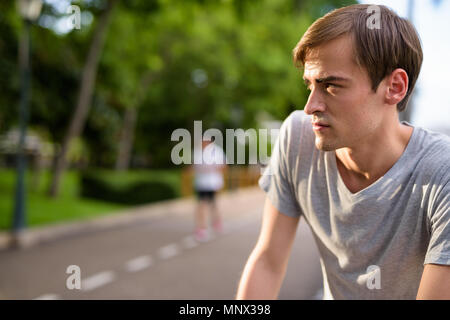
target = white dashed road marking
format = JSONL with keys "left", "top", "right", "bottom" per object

{"left": 125, "top": 255, "right": 154, "bottom": 273}
{"left": 180, "top": 236, "right": 198, "bottom": 249}
{"left": 81, "top": 271, "right": 115, "bottom": 292}
{"left": 33, "top": 214, "right": 256, "bottom": 299}
{"left": 157, "top": 243, "right": 180, "bottom": 260}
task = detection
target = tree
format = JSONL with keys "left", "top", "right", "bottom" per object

{"left": 1, "top": 0, "right": 356, "bottom": 173}
{"left": 48, "top": 0, "right": 117, "bottom": 197}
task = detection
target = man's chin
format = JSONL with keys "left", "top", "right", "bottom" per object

{"left": 315, "top": 138, "right": 337, "bottom": 151}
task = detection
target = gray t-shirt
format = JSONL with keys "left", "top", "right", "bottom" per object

{"left": 259, "top": 110, "right": 450, "bottom": 300}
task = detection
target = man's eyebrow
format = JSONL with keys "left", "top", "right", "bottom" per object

{"left": 303, "top": 76, "right": 350, "bottom": 84}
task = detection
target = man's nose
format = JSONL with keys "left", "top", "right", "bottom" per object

{"left": 304, "top": 89, "right": 326, "bottom": 115}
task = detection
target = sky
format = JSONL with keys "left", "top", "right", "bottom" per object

{"left": 360, "top": 0, "right": 450, "bottom": 132}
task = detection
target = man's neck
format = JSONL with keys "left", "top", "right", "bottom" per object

{"left": 335, "top": 121, "right": 413, "bottom": 193}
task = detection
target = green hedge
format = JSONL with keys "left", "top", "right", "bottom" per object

{"left": 80, "top": 170, "right": 179, "bottom": 205}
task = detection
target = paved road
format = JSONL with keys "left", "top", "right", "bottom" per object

{"left": 0, "top": 187, "right": 323, "bottom": 300}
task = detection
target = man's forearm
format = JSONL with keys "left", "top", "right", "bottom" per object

{"left": 236, "top": 250, "right": 287, "bottom": 300}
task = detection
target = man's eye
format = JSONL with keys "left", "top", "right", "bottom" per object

{"left": 324, "top": 83, "right": 340, "bottom": 93}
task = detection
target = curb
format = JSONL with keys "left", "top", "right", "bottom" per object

{"left": 0, "top": 186, "right": 262, "bottom": 251}
{"left": 0, "top": 195, "right": 197, "bottom": 251}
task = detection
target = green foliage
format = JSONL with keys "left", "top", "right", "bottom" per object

{"left": 0, "top": 0, "right": 356, "bottom": 168}
{"left": 0, "top": 169, "right": 124, "bottom": 230}
{"left": 128, "top": 0, "right": 317, "bottom": 167}
{"left": 80, "top": 169, "right": 181, "bottom": 204}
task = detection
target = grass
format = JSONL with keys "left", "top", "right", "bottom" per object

{"left": 90, "top": 169, "right": 182, "bottom": 195}
{"left": 0, "top": 168, "right": 182, "bottom": 231}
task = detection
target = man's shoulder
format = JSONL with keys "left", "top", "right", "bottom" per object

{"left": 279, "top": 110, "right": 314, "bottom": 141}
{"left": 416, "top": 126, "right": 450, "bottom": 158}
{"left": 413, "top": 126, "right": 450, "bottom": 180}
{"left": 278, "top": 110, "right": 315, "bottom": 156}
{"left": 283, "top": 109, "right": 309, "bottom": 125}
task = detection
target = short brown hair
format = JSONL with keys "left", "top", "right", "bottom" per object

{"left": 293, "top": 4, "right": 423, "bottom": 112}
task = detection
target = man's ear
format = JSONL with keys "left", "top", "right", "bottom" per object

{"left": 384, "top": 68, "right": 409, "bottom": 105}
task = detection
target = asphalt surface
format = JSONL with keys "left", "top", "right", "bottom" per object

{"left": 0, "top": 187, "right": 323, "bottom": 300}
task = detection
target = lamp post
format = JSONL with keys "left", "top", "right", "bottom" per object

{"left": 12, "top": 0, "right": 42, "bottom": 242}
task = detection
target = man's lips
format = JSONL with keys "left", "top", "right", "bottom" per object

{"left": 312, "top": 122, "right": 330, "bottom": 131}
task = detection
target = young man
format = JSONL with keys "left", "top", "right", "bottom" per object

{"left": 192, "top": 139, "right": 226, "bottom": 242}
{"left": 236, "top": 4, "right": 450, "bottom": 299}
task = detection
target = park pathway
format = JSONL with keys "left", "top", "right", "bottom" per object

{"left": 0, "top": 187, "right": 323, "bottom": 300}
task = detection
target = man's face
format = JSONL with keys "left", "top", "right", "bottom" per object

{"left": 303, "top": 35, "right": 385, "bottom": 151}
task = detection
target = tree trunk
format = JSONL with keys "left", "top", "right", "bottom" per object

{"left": 115, "top": 106, "right": 137, "bottom": 171}
{"left": 114, "top": 71, "right": 157, "bottom": 171}
{"left": 48, "top": 0, "right": 117, "bottom": 197}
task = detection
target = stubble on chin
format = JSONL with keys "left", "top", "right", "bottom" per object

{"left": 314, "top": 136, "right": 338, "bottom": 152}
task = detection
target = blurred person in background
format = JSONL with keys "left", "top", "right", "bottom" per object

{"left": 237, "top": 4, "right": 450, "bottom": 300}
{"left": 192, "top": 138, "right": 227, "bottom": 242}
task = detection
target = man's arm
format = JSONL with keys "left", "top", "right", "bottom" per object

{"left": 236, "top": 197, "right": 300, "bottom": 299}
{"left": 416, "top": 264, "right": 450, "bottom": 299}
